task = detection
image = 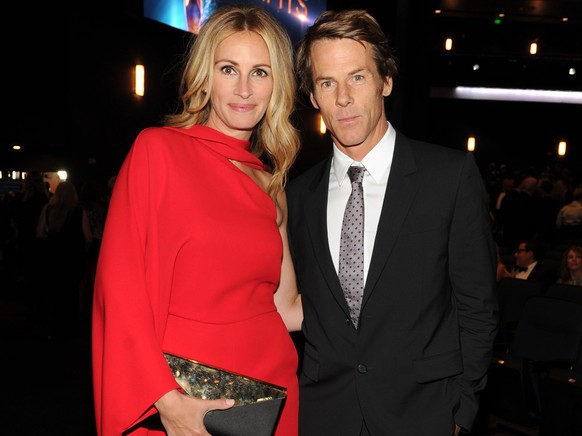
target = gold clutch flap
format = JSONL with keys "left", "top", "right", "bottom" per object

{"left": 163, "top": 352, "right": 287, "bottom": 406}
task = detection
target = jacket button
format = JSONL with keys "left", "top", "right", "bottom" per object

{"left": 345, "top": 318, "right": 351, "bottom": 325}
{"left": 357, "top": 364, "right": 367, "bottom": 374}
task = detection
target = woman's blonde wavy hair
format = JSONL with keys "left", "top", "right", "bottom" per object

{"left": 164, "top": 4, "right": 300, "bottom": 199}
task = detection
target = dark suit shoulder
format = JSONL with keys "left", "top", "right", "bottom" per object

{"left": 394, "top": 133, "right": 473, "bottom": 181}
{"left": 404, "top": 134, "right": 468, "bottom": 163}
{"left": 288, "top": 158, "right": 330, "bottom": 194}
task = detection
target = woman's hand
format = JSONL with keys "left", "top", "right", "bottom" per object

{"left": 155, "top": 389, "right": 234, "bottom": 436}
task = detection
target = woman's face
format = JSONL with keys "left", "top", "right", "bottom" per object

{"left": 566, "top": 249, "right": 582, "bottom": 273}
{"left": 206, "top": 30, "right": 274, "bottom": 140}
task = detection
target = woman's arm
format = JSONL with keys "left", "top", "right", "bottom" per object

{"left": 274, "top": 190, "right": 303, "bottom": 332}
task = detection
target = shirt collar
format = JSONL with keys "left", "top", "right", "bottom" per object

{"left": 332, "top": 121, "right": 396, "bottom": 186}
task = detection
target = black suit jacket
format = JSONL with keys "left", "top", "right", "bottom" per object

{"left": 527, "top": 260, "right": 558, "bottom": 289}
{"left": 287, "top": 130, "right": 499, "bottom": 435}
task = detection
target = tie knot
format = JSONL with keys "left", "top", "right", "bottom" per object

{"left": 348, "top": 166, "right": 365, "bottom": 184}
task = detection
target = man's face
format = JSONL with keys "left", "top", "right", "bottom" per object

{"left": 514, "top": 243, "right": 535, "bottom": 267}
{"left": 308, "top": 38, "right": 392, "bottom": 161}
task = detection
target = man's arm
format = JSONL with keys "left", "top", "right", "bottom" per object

{"left": 448, "top": 153, "right": 499, "bottom": 431}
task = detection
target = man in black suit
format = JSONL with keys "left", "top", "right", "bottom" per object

{"left": 287, "top": 10, "right": 499, "bottom": 436}
{"left": 511, "top": 239, "right": 557, "bottom": 288}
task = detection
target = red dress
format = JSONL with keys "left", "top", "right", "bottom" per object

{"left": 92, "top": 125, "right": 299, "bottom": 435}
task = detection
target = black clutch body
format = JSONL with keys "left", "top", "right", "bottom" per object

{"left": 163, "top": 352, "right": 287, "bottom": 436}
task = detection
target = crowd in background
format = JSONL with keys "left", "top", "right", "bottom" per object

{"left": 483, "top": 161, "right": 582, "bottom": 295}
{"left": 0, "top": 172, "right": 115, "bottom": 340}
{"left": 484, "top": 161, "right": 581, "bottom": 251}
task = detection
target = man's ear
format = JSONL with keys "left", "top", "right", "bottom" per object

{"left": 382, "top": 76, "right": 393, "bottom": 97}
{"left": 309, "top": 92, "right": 320, "bottom": 110}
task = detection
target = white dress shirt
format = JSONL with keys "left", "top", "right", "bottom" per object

{"left": 327, "top": 121, "right": 395, "bottom": 284}
{"left": 515, "top": 261, "right": 537, "bottom": 280}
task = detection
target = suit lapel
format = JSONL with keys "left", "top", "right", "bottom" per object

{"left": 303, "top": 158, "right": 351, "bottom": 311}
{"left": 363, "top": 134, "right": 419, "bottom": 306}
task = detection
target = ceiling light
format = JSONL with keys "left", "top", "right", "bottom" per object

{"left": 431, "top": 87, "right": 582, "bottom": 104}
{"left": 558, "top": 141, "right": 567, "bottom": 156}
{"left": 135, "top": 64, "right": 145, "bottom": 96}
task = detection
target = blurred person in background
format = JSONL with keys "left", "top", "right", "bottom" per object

{"left": 510, "top": 239, "right": 557, "bottom": 288}
{"left": 36, "top": 180, "right": 93, "bottom": 340}
{"left": 8, "top": 171, "right": 49, "bottom": 300}
{"left": 556, "top": 244, "right": 582, "bottom": 287}
{"left": 556, "top": 185, "right": 582, "bottom": 243}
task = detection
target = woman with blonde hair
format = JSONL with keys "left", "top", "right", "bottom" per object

{"left": 164, "top": 3, "right": 298, "bottom": 199}
{"left": 92, "top": 5, "right": 302, "bottom": 435}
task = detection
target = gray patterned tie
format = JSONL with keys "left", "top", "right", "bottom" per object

{"left": 339, "top": 166, "right": 365, "bottom": 328}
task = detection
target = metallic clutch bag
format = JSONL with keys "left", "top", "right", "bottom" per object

{"left": 163, "top": 352, "right": 287, "bottom": 436}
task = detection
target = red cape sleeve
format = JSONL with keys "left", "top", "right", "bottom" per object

{"left": 92, "top": 128, "right": 179, "bottom": 435}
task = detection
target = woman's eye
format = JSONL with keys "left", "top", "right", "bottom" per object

{"left": 253, "top": 68, "right": 269, "bottom": 78}
{"left": 221, "top": 66, "right": 236, "bottom": 75}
